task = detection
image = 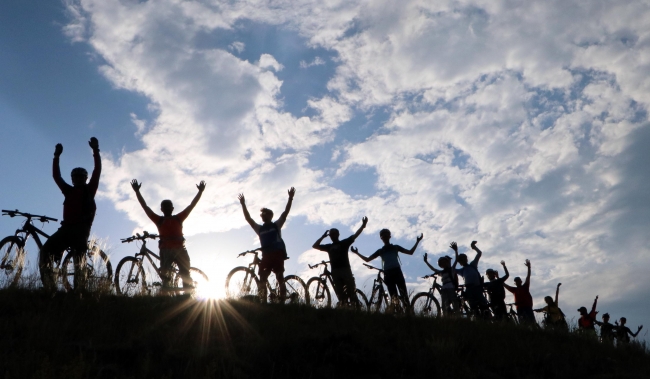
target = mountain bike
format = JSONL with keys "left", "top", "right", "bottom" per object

{"left": 0, "top": 209, "right": 112, "bottom": 291}
{"left": 305, "top": 260, "right": 368, "bottom": 310}
{"left": 505, "top": 302, "right": 519, "bottom": 324}
{"left": 224, "top": 248, "right": 308, "bottom": 304}
{"left": 455, "top": 284, "right": 493, "bottom": 320}
{"left": 410, "top": 274, "right": 443, "bottom": 318}
{"left": 115, "top": 231, "right": 208, "bottom": 296}
{"left": 363, "top": 263, "right": 409, "bottom": 314}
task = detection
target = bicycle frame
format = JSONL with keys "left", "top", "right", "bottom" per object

{"left": 364, "top": 264, "right": 392, "bottom": 311}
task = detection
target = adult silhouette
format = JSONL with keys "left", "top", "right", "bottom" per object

{"left": 238, "top": 187, "right": 295, "bottom": 302}
{"left": 614, "top": 317, "right": 643, "bottom": 345}
{"left": 312, "top": 217, "right": 368, "bottom": 306}
{"left": 595, "top": 313, "right": 616, "bottom": 344}
{"left": 504, "top": 259, "right": 535, "bottom": 324}
{"left": 39, "top": 138, "right": 101, "bottom": 293}
{"left": 455, "top": 241, "right": 489, "bottom": 314}
{"left": 130, "top": 179, "right": 206, "bottom": 289}
{"left": 423, "top": 242, "right": 459, "bottom": 316}
{"left": 483, "top": 260, "right": 510, "bottom": 321}
{"left": 577, "top": 295, "right": 599, "bottom": 337}
{"left": 534, "top": 283, "right": 567, "bottom": 331}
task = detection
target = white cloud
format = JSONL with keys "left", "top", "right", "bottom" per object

{"left": 299, "top": 56, "right": 325, "bottom": 68}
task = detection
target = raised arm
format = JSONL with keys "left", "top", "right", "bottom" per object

{"left": 423, "top": 253, "right": 441, "bottom": 274}
{"left": 397, "top": 233, "right": 423, "bottom": 255}
{"left": 52, "top": 143, "right": 69, "bottom": 191}
{"left": 591, "top": 295, "right": 598, "bottom": 313}
{"left": 450, "top": 242, "right": 459, "bottom": 268}
{"left": 130, "top": 180, "right": 157, "bottom": 220}
{"left": 471, "top": 240, "right": 482, "bottom": 262}
{"left": 524, "top": 259, "right": 531, "bottom": 287}
{"left": 276, "top": 187, "right": 295, "bottom": 225}
{"left": 555, "top": 283, "right": 562, "bottom": 305}
{"left": 631, "top": 325, "right": 644, "bottom": 338}
{"left": 238, "top": 193, "right": 258, "bottom": 230}
{"left": 501, "top": 261, "right": 510, "bottom": 282}
{"left": 88, "top": 137, "right": 101, "bottom": 193}
{"left": 351, "top": 246, "right": 379, "bottom": 263}
{"left": 351, "top": 217, "right": 368, "bottom": 240}
{"left": 180, "top": 181, "right": 206, "bottom": 216}
{"left": 312, "top": 230, "right": 329, "bottom": 251}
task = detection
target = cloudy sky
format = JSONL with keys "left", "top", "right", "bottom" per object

{"left": 1, "top": 0, "right": 649, "bottom": 333}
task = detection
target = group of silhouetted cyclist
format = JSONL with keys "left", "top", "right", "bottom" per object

{"left": 22, "top": 138, "right": 643, "bottom": 348}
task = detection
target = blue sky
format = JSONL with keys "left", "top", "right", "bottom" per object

{"left": 2, "top": 0, "right": 650, "bottom": 337}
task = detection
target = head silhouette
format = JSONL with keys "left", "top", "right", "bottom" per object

{"left": 438, "top": 256, "right": 450, "bottom": 269}
{"left": 486, "top": 268, "right": 497, "bottom": 280}
{"left": 160, "top": 200, "right": 174, "bottom": 216}
{"left": 329, "top": 228, "right": 340, "bottom": 242}
{"left": 260, "top": 208, "right": 273, "bottom": 223}
{"left": 578, "top": 306, "right": 588, "bottom": 316}
{"left": 70, "top": 167, "right": 88, "bottom": 187}
{"left": 514, "top": 277, "right": 523, "bottom": 287}
{"left": 620, "top": 317, "right": 627, "bottom": 325}
{"left": 379, "top": 229, "right": 391, "bottom": 244}
{"left": 603, "top": 313, "right": 610, "bottom": 322}
{"left": 457, "top": 253, "right": 468, "bottom": 266}
{"left": 544, "top": 296, "right": 554, "bottom": 305}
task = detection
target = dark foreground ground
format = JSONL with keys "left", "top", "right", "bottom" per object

{"left": 1, "top": 289, "right": 649, "bottom": 379}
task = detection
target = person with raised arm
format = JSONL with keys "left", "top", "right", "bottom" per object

{"left": 534, "top": 283, "right": 567, "bottom": 331}
{"left": 130, "top": 179, "right": 206, "bottom": 290}
{"left": 39, "top": 137, "right": 101, "bottom": 293}
{"left": 423, "top": 242, "right": 459, "bottom": 316}
{"left": 503, "top": 259, "right": 535, "bottom": 324}
{"left": 351, "top": 229, "right": 423, "bottom": 310}
{"left": 614, "top": 317, "right": 643, "bottom": 346}
{"left": 577, "top": 295, "right": 599, "bottom": 337}
{"left": 455, "top": 241, "right": 489, "bottom": 315}
{"left": 483, "top": 260, "right": 510, "bottom": 321}
{"left": 595, "top": 313, "right": 616, "bottom": 345}
{"left": 238, "top": 187, "right": 295, "bottom": 302}
{"left": 312, "top": 217, "right": 368, "bottom": 306}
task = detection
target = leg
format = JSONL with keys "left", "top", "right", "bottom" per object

{"left": 174, "top": 247, "right": 193, "bottom": 288}
{"left": 271, "top": 251, "right": 286, "bottom": 301}
{"left": 341, "top": 268, "right": 358, "bottom": 306}
{"left": 39, "top": 227, "right": 69, "bottom": 293}
{"left": 257, "top": 268, "right": 270, "bottom": 302}
{"left": 330, "top": 269, "right": 347, "bottom": 305}
{"left": 159, "top": 249, "right": 173, "bottom": 288}
{"left": 70, "top": 226, "right": 90, "bottom": 292}
{"left": 394, "top": 272, "right": 410, "bottom": 310}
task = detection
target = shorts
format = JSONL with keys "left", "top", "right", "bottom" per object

{"left": 40, "top": 224, "right": 91, "bottom": 263}
{"left": 440, "top": 287, "right": 459, "bottom": 314}
{"left": 258, "top": 250, "right": 285, "bottom": 277}
{"left": 383, "top": 267, "right": 408, "bottom": 300}
{"left": 464, "top": 284, "right": 488, "bottom": 310}
{"left": 159, "top": 246, "right": 191, "bottom": 287}
{"left": 331, "top": 266, "right": 357, "bottom": 300}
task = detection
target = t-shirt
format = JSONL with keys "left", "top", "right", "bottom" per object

{"left": 53, "top": 151, "right": 101, "bottom": 226}
{"left": 483, "top": 277, "right": 506, "bottom": 303}
{"left": 373, "top": 244, "right": 402, "bottom": 270}
{"left": 578, "top": 311, "right": 597, "bottom": 330}
{"left": 541, "top": 304, "right": 565, "bottom": 323}
{"left": 506, "top": 283, "right": 533, "bottom": 308}
{"left": 251, "top": 220, "right": 286, "bottom": 255}
{"left": 317, "top": 236, "right": 355, "bottom": 269}
{"left": 440, "top": 267, "right": 457, "bottom": 290}
{"left": 616, "top": 326, "right": 634, "bottom": 343}
{"left": 147, "top": 209, "right": 190, "bottom": 249}
{"left": 456, "top": 257, "right": 481, "bottom": 286}
{"left": 598, "top": 321, "right": 615, "bottom": 339}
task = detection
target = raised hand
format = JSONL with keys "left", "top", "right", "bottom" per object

{"left": 288, "top": 187, "right": 296, "bottom": 199}
{"left": 351, "top": 246, "right": 358, "bottom": 254}
{"left": 416, "top": 233, "right": 423, "bottom": 242}
{"left": 322, "top": 230, "right": 330, "bottom": 238}
{"left": 88, "top": 137, "right": 99, "bottom": 150}
{"left": 638, "top": 325, "right": 643, "bottom": 331}
{"left": 501, "top": 260, "right": 506, "bottom": 267}
{"left": 471, "top": 240, "right": 478, "bottom": 249}
{"left": 557, "top": 283, "right": 562, "bottom": 288}
{"left": 238, "top": 193, "right": 246, "bottom": 205}
{"left": 196, "top": 180, "right": 206, "bottom": 192}
{"left": 450, "top": 241, "right": 458, "bottom": 251}
{"left": 54, "top": 143, "right": 63, "bottom": 157}
{"left": 361, "top": 216, "right": 368, "bottom": 226}
{"left": 524, "top": 259, "right": 531, "bottom": 267}
{"left": 130, "top": 179, "right": 141, "bottom": 192}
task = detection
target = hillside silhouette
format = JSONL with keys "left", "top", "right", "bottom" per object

{"left": 1, "top": 289, "right": 649, "bottom": 378}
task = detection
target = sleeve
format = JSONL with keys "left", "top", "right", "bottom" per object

{"left": 88, "top": 150, "right": 101, "bottom": 196}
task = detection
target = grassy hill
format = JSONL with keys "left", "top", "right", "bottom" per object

{"left": 1, "top": 289, "right": 648, "bottom": 379}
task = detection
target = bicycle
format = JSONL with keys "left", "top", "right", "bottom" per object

{"left": 305, "top": 260, "right": 368, "bottom": 310}
{"left": 363, "top": 263, "right": 409, "bottom": 314}
{"left": 505, "top": 302, "right": 519, "bottom": 324}
{"left": 115, "top": 231, "right": 208, "bottom": 296}
{"left": 410, "top": 274, "right": 443, "bottom": 318}
{"left": 0, "top": 209, "right": 112, "bottom": 291}
{"left": 454, "top": 284, "right": 494, "bottom": 321}
{"left": 224, "top": 248, "right": 308, "bottom": 304}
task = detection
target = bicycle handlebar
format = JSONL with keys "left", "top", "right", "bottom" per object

{"left": 2, "top": 209, "right": 57, "bottom": 222}
{"left": 237, "top": 248, "right": 262, "bottom": 257}
{"left": 363, "top": 263, "right": 383, "bottom": 272}
{"left": 308, "top": 260, "right": 330, "bottom": 269}
{"left": 421, "top": 273, "right": 439, "bottom": 279}
{"left": 121, "top": 231, "right": 159, "bottom": 243}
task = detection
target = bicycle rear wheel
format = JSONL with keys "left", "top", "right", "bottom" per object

{"left": 167, "top": 266, "right": 209, "bottom": 296}
{"left": 411, "top": 292, "right": 441, "bottom": 318}
{"left": 306, "top": 277, "right": 331, "bottom": 308}
{"left": 353, "top": 289, "right": 369, "bottom": 312}
{"left": 114, "top": 257, "right": 146, "bottom": 296}
{"left": 225, "top": 266, "right": 259, "bottom": 299}
{"left": 61, "top": 247, "right": 113, "bottom": 292}
{"left": 284, "top": 275, "right": 308, "bottom": 305}
{"left": 0, "top": 236, "right": 25, "bottom": 288}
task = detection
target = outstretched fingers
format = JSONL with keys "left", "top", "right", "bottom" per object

{"left": 130, "top": 179, "right": 141, "bottom": 191}
{"left": 288, "top": 186, "right": 296, "bottom": 198}
{"left": 88, "top": 137, "right": 99, "bottom": 150}
{"left": 196, "top": 180, "right": 207, "bottom": 191}
{"left": 238, "top": 193, "right": 245, "bottom": 204}
{"left": 417, "top": 233, "right": 424, "bottom": 242}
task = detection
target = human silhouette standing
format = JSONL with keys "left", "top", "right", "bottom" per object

{"left": 352, "top": 229, "right": 423, "bottom": 310}
{"left": 614, "top": 317, "right": 643, "bottom": 346}
{"left": 503, "top": 259, "right": 535, "bottom": 324}
{"left": 238, "top": 187, "right": 295, "bottom": 302}
{"left": 423, "top": 242, "right": 459, "bottom": 316}
{"left": 483, "top": 261, "right": 510, "bottom": 321}
{"left": 131, "top": 179, "right": 206, "bottom": 290}
{"left": 595, "top": 313, "right": 616, "bottom": 345}
{"left": 577, "top": 296, "right": 599, "bottom": 337}
{"left": 534, "top": 283, "right": 567, "bottom": 331}
{"left": 312, "top": 217, "right": 368, "bottom": 306}
{"left": 455, "top": 241, "right": 489, "bottom": 314}
{"left": 39, "top": 138, "right": 101, "bottom": 293}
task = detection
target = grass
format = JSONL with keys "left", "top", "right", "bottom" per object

{"left": 1, "top": 289, "right": 649, "bottom": 379}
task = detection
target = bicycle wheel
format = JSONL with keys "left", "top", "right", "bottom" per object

{"left": 306, "top": 277, "right": 331, "bottom": 308}
{"left": 114, "top": 257, "right": 147, "bottom": 296}
{"left": 0, "top": 236, "right": 25, "bottom": 288}
{"left": 61, "top": 246, "right": 113, "bottom": 292}
{"left": 353, "top": 289, "right": 369, "bottom": 312}
{"left": 225, "top": 266, "right": 259, "bottom": 299}
{"left": 411, "top": 292, "right": 441, "bottom": 318}
{"left": 283, "top": 275, "right": 308, "bottom": 305}
{"left": 368, "top": 287, "right": 388, "bottom": 313}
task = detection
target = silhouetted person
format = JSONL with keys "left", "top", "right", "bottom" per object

{"left": 455, "top": 241, "right": 489, "bottom": 314}
{"left": 577, "top": 296, "right": 599, "bottom": 337}
{"left": 352, "top": 229, "right": 423, "bottom": 310}
{"left": 131, "top": 179, "right": 205, "bottom": 290}
{"left": 423, "top": 242, "right": 459, "bottom": 316}
{"left": 484, "top": 260, "right": 509, "bottom": 321}
{"left": 614, "top": 317, "right": 643, "bottom": 346}
{"left": 595, "top": 313, "right": 616, "bottom": 345}
{"left": 504, "top": 259, "right": 535, "bottom": 324}
{"left": 39, "top": 138, "right": 101, "bottom": 293}
{"left": 534, "top": 283, "right": 567, "bottom": 331}
{"left": 312, "top": 217, "right": 368, "bottom": 306}
{"left": 239, "top": 187, "right": 295, "bottom": 302}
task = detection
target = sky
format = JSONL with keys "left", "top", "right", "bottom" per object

{"left": 1, "top": 0, "right": 649, "bottom": 336}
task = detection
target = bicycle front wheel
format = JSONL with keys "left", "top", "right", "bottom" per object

{"left": 284, "top": 275, "right": 308, "bottom": 305}
{"left": 0, "top": 236, "right": 25, "bottom": 288}
{"left": 61, "top": 247, "right": 113, "bottom": 293}
{"left": 411, "top": 292, "right": 441, "bottom": 318}
{"left": 169, "top": 267, "right": 210, "bottom": 296}
{"left": 114, "top": 257, "right": 146, "bottom": 296}
{"left": 225, "top": 266, "right": 259, "bottom": 299}
{"left": 306, "top": 277, "right": 331, "bottom": 308}
{"left": 353, "top": 289, "right": 369, "bottom": 312}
